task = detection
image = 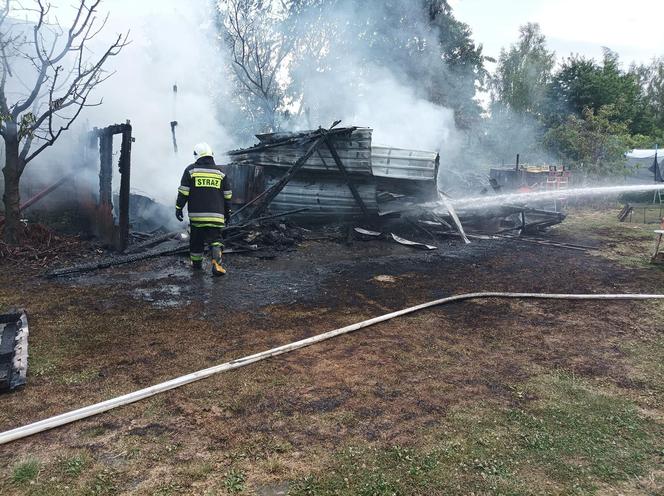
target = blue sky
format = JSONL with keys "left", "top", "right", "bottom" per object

{"left": 452, "top": 0, "right": 664, "bottom": 66}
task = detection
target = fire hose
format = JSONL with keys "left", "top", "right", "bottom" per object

{"left": 1, "top": 291, "right": 663, "bottom": 445}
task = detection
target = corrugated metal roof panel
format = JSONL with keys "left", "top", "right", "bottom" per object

{"left": 230, "top": 128, "right": 373, "bottom": 175}
{"left": 371, "top": 146, "right": 438, "bottom": 181}
{"left": 269, "top": 179, "right": 378, "bottom": 217}
{"left": 232, "top": 148, "right": 371, "bottom": 174}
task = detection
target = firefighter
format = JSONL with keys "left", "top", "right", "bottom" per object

{"left": 175, "top": 142, "right": 233, "bottom": 276}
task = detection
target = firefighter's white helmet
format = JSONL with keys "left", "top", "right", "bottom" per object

{"left": 193, "top": 142, "right": 213, "bottom": 159}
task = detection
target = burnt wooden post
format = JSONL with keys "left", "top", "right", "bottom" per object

{"left": 98, "top": 131, "right": 115, "bottom": 245}
{"left": 324, "top": 137, "right": 370, "bottom": 217}
{"left": 170, "top": 121, "right": 178, "bottom": 154}
{"left": 89, "top": 122, "right": 134, "bottom": 251}
{"left": 117, "top": 121, "right": 133, "bottom": 251}
{"left": 99, "top": 132, "right": 113, "bottom": 209}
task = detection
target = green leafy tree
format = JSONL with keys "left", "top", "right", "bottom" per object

{"left": 543, "top": 105, "right": 633, "bottom": 177}
{"left": 324, "top": 0, "right": 486, "bottom": 128}
{"left": 483, "top": 24, "right": 553, "bottom": 164}
{"left": 547, "top": 50, "right": 647, "bottom": 135}
{"left": 630, "top": 57, "right": 664, "bottom": 138}
{"left": 492, "top": 23, "right": 555, "bottom": 117}
{"left": 425, "top": 0, "right": 488, "bottom": 128}
{"left": 217, "top": 0, "right": 297, "bottom": 137}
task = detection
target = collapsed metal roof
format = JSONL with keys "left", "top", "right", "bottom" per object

{"left": 267, "top": 179, "right": 378, "bottom": 217}
{"left": 227, "top": 126, "right": 440, "bottom": 220}
{"left": 230, "top": 127, "right": 373, "bottom": 175}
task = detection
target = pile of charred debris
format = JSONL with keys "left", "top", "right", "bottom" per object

{"left": 46, "top": 122, "right": 573, "bottom": 277}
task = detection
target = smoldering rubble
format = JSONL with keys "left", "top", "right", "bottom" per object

{"left": 38, "top": 122, "right": 572, "bottom": 278}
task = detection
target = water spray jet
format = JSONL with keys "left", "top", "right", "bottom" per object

{"left": 432, "top": 184, "right": 664, "bottom": 212}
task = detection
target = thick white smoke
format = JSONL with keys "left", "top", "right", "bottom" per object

{"left": 15, "top": 0, "right": 463, "bottom": 207}
{"left": 342, "top": 75, "right": 459, "bottom": 152}
{"left": 6, "top": 1, "right": 233, "bottom": 208}
{"left": 283, "top": 0, "right": 462, "bottom": 160}
{"left": 292, "top": 57, "right": 460, "bottom": 152}
{"left": 82, "top": 0, "right": 233, "bottom": 204}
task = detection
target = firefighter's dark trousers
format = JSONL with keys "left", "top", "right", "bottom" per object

{"left": 189, "top": 225, "right": 224, "bottom": 263}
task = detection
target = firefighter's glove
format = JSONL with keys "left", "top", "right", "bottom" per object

{"left": 175, "top": 208, "right": 183, "bottom": 222}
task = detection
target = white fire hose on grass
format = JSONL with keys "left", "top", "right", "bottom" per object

{"left": 1, "top": 292, "right": 663, "bottom": 445}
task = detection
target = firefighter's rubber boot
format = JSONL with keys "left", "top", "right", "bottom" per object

{"left": 211, "top": 246, "right": 226, "bottom": 276}
{"left": 192, "top": 260, "right": 203, "bottom": 270}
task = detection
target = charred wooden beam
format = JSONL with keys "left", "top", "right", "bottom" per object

{"left": 245, "top": 122, "right": 342, "bottom": 220}
{"left": 170, "top": 121, "right": 178, "bottom": 154}
{"left": 89, "top": 122, "right": 134, "bottom": 251}
{"left": 117, "top": 122, "right": 133, "bottom": 251}
{"left": 0, "top": 173, "right": 74, "bottom": 227}
{"left": 47, "top": 240, "right": 189, "bottom": 278}
{"left": 97, "top": 131, "right": 114, "bottom": 246}
{"left": 98, "top": 132, "right": 113, "bottom": 209}
{"left": 324, "top": 137, "right": 370, "bottom": 217}
{"left": 247, "top": 135, "right": 326, "bottom": 220}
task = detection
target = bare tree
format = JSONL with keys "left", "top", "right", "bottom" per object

{"left": 0, "top": 0, "right": 128, "bottom": 244}
{"left": 220, "top": 0, "right": 294, "bottom": 133}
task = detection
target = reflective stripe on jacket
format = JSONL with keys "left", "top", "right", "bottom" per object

{"left": 176, "top": 156, "right": 232, "bottom": 226}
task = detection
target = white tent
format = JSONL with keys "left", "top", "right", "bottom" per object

{"left": 625, "top": 149, "right": 663, "bottom": 184}
{"left": 626, "top": 149, "right": 663, "bottom": 160}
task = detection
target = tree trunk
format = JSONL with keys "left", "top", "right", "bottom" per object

{"left": 2, "top": 134, "right": 23, "bottom": 245}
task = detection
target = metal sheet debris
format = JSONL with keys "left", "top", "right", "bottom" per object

{"left": 390, "top": 233, "right": 437, "bottom": 250}
{"left": 354, "top": 227, "right": 382, "bottom": 236}
{"left": 0, "top": 311, "right": 29, "bottom": 393}
{"left": 371, "top": 146, "right": 439, "bottom": 181}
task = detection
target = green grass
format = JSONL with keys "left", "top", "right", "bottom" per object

{"left": 290, "top": 373, "right": 663, "bottom": 495}
{"left": 1, "top": 456, "right": 121, "bottom": 496}
{"left": 152, "top": 481, "right": 185, "bottom": 495}
{"left": 29, "top": 354, "right": 58, "bottom": 377}
{"left": 85, "top": 469, "right": 117, "bottom": 496}
{"left": 59, "top": 454, "right": 87, "bottom": 478}
{"left": 223, "top": 468, "right": 246, "bottom": 493}
{"left": 57, "top": 368, "right": 100, "bottom": 386}
{"left": 11, "top": 458, "right": 40, "bottom": 484}
{"left": 555, "top": 208, "right": 655, "bottom": 241}
{"left": 80, "top": 425, "right": 110, "bottom": 438}
{"left": 623, "top": 335, "right": 664, "bottom": 407}
{"left": 552, "top": 208, "right": 663, "bottom": 268}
